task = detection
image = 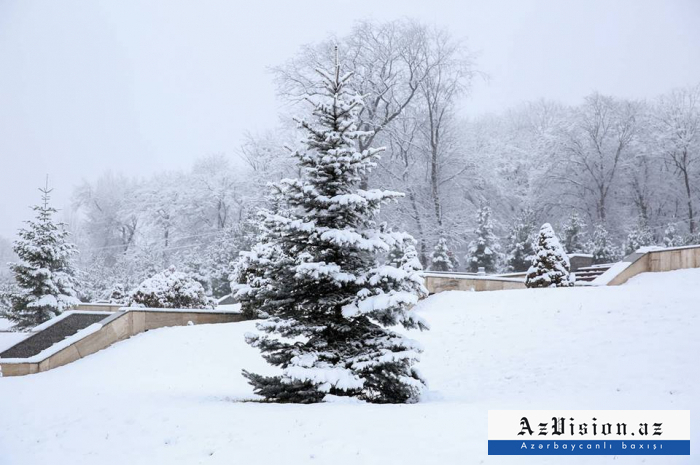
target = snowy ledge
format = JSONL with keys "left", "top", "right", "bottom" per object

{"left": 0, "top": 321, "right": 105, "bottom": 364}
{"left": 0, "top": 305, "right": 243, "bottom": 365}
{"left": 31, "top": 310, "right": 114, "bottom": 332}
{"left": 119, "top": 304, "right": 242, "bottom": 314}
{"left": 568, "top": 253, "right": 594, "bottom": 259}
{"left": 422, "top": 272, "right": 525, "bottom": 283}
{"left": 589, "top": 261, "right": 632, "bottom": 286}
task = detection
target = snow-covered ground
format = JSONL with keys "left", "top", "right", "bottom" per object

{"left": 0, "top": 318, "right": 27, "bottom": 352}
{"left": 0, "top": 269, "right": 698, "bottom": 464}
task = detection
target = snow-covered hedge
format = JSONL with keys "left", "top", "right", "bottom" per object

{"left": 129, "top": 267, "right": 215, "bottom": 309}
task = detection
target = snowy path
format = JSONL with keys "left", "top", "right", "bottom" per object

{"left": 0, "top": 269, "right": 698, "bottom": 464}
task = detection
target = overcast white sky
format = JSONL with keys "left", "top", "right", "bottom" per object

{"left": 1, "top": 0, "right": 699, "bottom": 238}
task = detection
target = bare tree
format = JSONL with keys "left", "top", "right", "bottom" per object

{"left": 653, "top": 85, "right": 700, "bottom": 234}
{"left": 555, "top": 94, "right": 639, "bottom": 227}
{"left": 273, "top": 19, "right": 440, "bottom": 188}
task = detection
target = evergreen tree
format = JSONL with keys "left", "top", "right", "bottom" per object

{"left": 504, "top": 208, "right": 537, "bottom": 272}
{"left": 663, "top": 223, "right": 685, "bottom": 248}
{"left": 207, "top": 221, "right": 259, "bottom": 298}
{"left": 429, "top": 237, "right": 459, "bottom": 271}
{"left": 1, "top": 185, "right": 80, "bottom": 330}
{"left": 525, "top": 223, "right": 573, "bottom": 288}
{"left": 624, "top": 216, "right": 654, "bottom": 255}
{"left": 560, "top": 211, "right": 588, "bottom": 254}
{"left": 466, "top": 206, "right": 500, "bottom": 272}
{"left": 588, "top": 224, "right": 621, "bottom": 264}
{"left": 234, "top": 54, "right": 428, "bottom": 404}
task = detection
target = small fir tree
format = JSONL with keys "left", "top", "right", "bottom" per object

{"left": 1, "top": 184, "right": 80, "bottom": 330}
{"left": 504, "top": 208, "right": 537, "bottom": 272}
{"left": 624, "top": 216, "right": 654, "bottom": 255}
{"left": 588, "top": 224, "right": 621, "bottom": 264}
{"left": 663, "top": 223, "right": 685, "bottom": 248}
{"left": 525, "top": 223, "right": 573, "bottom": 288}
{"left": 234, "top": 54, "right": 428, "bottom": 404}
{"left": 561, "top": 212, "right": 588, "bottom": 254}
{"left": 430, "top": 238, "right": 459, "bottom": 271}
{"left": 466, "top": 206, "right": 500, "bottom": 273}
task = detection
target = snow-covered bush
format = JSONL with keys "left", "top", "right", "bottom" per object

{"left": 504, "top": 208, "right": 537, "bottom": 272}
{"left": 624, "top": 217, "right": 654, "bottom": 255}
{"left": 560, "top": 212, "right": 588, "bottom": 254}
{"left": 235, "top": 55, "right": 428, "bottom": 404}
{"left": 685, "top": 232, "right": 700, "bottom": 246}
{"left": 526, "top": 223, "right": 573, "bottom": 288}
{"left": 663, "top": 223, "right": 685, "bottom": 248}
{"left": 466, "top": 206, "right": 501, "bottom": 273}
{"left": 1, "top": 186, "right": 80, "bottom": 330}
{"left": 588, "top": 224, "right": 622, "bottom": 264}
{"left": 430, "top": 238, "right": 459, "bottom": 271}
{"left": 107, "top": 285, "right": 129, "bottom": 305}
{"left": 129, "top": 267, "right": 214, "bottom": 309}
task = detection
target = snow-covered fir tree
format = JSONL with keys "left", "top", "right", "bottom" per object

{"left": 588, "top": 224, "right": 621, "bottom": 264}
{"left": 429, "top": 237, "right": 459, "bottom": 271}
{"left": 663, "top": 223, "right": 685, "bottom": 248}
{"left": 206, "top": 222, "right": 258, "bottom": 298}
{"left": 525, "top": 223, "right": 573, "bottom": 288}
{"left": 560, "top": 211, "right": 588, "bottom": 254}
{"left": 624, "top": 216, "right": 654, "bottom": 255}
{"left": 129, "top": 266, "right": 214, "bottom": 309}
{"left": 504, "top": 208, "right": 537, "bottom": 272}
{"left": 466, "top": 206, "right": 500, "bottom": 273}
{"left": 233, "top": 53, "right": 428, "bottom": 404}
{"left": 1, "top": 185, "right": 80, "bottom": 330}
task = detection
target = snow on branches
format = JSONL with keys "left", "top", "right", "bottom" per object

{"left": 429, "top": 237, "right": 459, "bottom": 272}
{"left": 234, "top": 51, "right": 428, "bottom": 404}
{"left": 466, "top": 206, "right": 501, "bottom": 273}
{"left": 525, "top": 223, "right": 574, "bottom": 288}
{"left": 1, "top": 185, "right": 80, "bottom": 330}
{"left": 129, "top": 266, "right": 215, "bottom": 309}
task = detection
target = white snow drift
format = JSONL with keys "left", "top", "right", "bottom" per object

{"left": 0, "top": 268, "right": 698, "bottom": 464}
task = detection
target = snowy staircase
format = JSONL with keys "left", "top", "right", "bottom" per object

{"left": 574, "top": 263, "right": 613, "bottom": 282}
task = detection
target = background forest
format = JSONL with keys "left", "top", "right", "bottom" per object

{"left": 2, "top": 19, "right": 698, "bottom": 301}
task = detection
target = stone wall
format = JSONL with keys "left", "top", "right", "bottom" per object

{"left": 424, "top": 275, "right": 526, "bottom": 294}
{"left": 0, "top": 309, "right": 246, "bottom": 377}
{"left": 606, "top": 245, "right": 700, "bottom": 286}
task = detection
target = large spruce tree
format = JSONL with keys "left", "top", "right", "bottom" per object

{"left": 234, "top": 53, "right": 428, "bottom": 404}
{"left": 2, "top": 184, "right": 80, "bottom": 330}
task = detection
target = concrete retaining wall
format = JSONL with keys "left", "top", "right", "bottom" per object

{"left": 424, "top": 274, "right": 526, "bottom": 293}
{"left": 0, "top": 309, "right": 246, "bottom": 377}
{"left": 603, "top": 245, "right": 700, "bottom": 286}
{"left": 74, "top": 303, "right": 124, "bottom": 312}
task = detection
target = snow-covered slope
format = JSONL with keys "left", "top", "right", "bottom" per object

{"left": 0, "top": 269, "right": 698, "bottom": 464}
